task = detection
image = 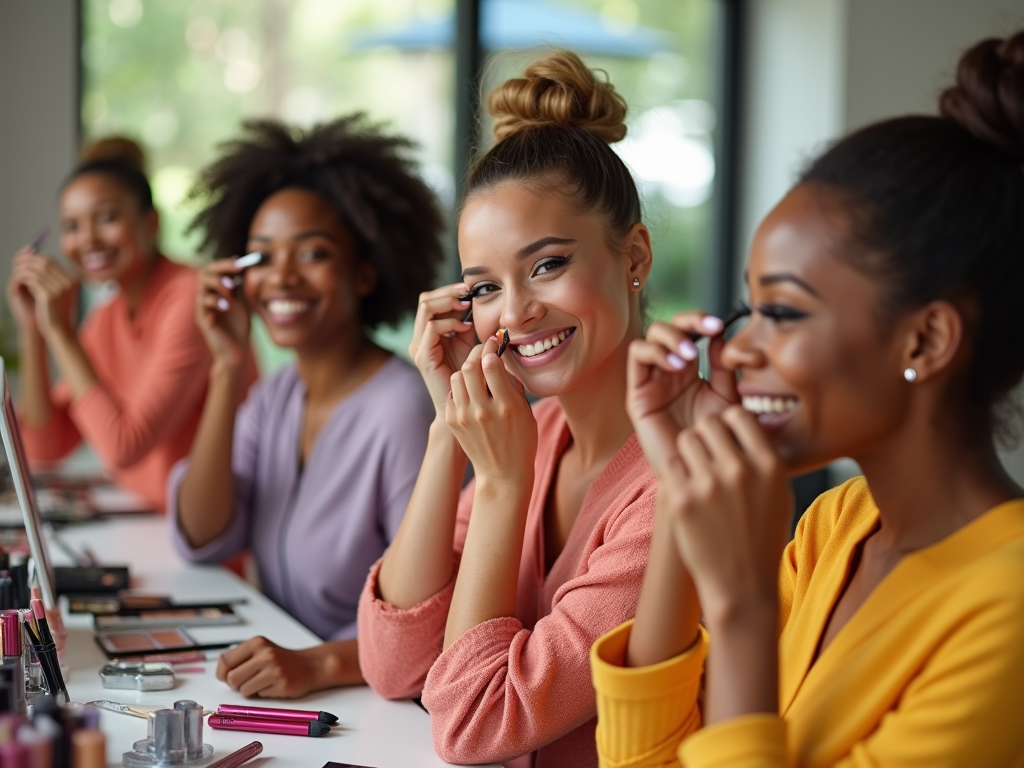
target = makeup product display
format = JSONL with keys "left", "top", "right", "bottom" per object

{"left": 123, "top": 700, "right": 214, "bottom": 767}
{"left": 53, "top": 565, "right": 131, "bottom": 595}
{"left": 23, "top": 599, "right": 69, "bottom": 704}
{"left": 208, "top": 713, "right": 331, "bottom": 738}
{"left": 216, "top": 703, "right": 339, "bottom": 725}
{"left": 100, "top": 662, "right": 175, "bottom": 691}
{"left": 96, "top": 626, "right": 239, "bottom": 658}
{"left": 206, "top": 740, "right": 263, "bottom": 768}
{"left": 95, "top": 604, "right": 242, "bottom": 630}
{"left": 0, "top": 695, "right": 104, "bottom": 768}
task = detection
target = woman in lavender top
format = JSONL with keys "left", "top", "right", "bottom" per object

{"left": 168, "top": 117, "right": 444, "bottom": 698}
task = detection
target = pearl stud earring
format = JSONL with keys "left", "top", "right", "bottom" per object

{"left": 903, "top": 368, "right": 917, "bottom": 382}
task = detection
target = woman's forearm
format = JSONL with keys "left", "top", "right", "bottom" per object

{"left": 303, "top": 639, "right": 365, "bottom": 689}
{"left": 626, "top": 493, "right": 702, "bottom": 667}
{"left": 378, "top": 420, "right": 467, "bottom": 609}
{"left": 443, "top": 477, "right": 531, "bottom": 649}
{"left": 703, "top": 598, "right": 779, "bottom": 725}
{"left": 176, "top": 362, "right": 245, "bottom": 548}
{"left": 17, "top": 327, "right": 54, "bottom": 427}
{"left": 46, "top": 327, "right": 99, "bottom": 400}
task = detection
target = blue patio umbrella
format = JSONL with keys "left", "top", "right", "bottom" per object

{"left": 350, "top": 0, "right": 672, "bottom": 56}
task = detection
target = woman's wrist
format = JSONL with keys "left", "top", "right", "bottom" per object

{"left": 704, "top": 591, "right": 778, "bottom": 639}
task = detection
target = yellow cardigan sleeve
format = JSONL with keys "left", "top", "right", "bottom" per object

{"left": 591, "top": 620, "right": 707, "bottom": 768}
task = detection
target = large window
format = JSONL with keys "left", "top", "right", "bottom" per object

{"left": 82, "top": 0, "right": 721, "bottom": 366}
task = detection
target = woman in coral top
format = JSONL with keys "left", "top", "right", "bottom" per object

{"left": 5, "top": 138, "right": 256, "bottom": 511}
{"left": 591, "top": 32, "right": 1024, "bottom": 768}
{"left": 358, "top": 52, "right": 660, "bottom": 768}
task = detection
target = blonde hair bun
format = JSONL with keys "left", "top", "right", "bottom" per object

{"left": 488, "top": 50, "right": 628, "bottom": 144}
{"left": 79, "top": 136, "right": 147, "bottom": 173}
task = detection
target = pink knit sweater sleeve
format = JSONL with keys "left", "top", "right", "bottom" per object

{"left": 69, "top": 277, "right": 211, "bottom": 470}
{"left": 421, "top": 484, "right": 656, "bottom": 765}
{"left": 357, "top": 479, "right": 475, "bottom": 700}
{"left": 19, "top": 382, "right": 81, "bottom": 463}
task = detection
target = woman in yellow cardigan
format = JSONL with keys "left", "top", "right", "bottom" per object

{"left": 591, "top": 31, "right": 1024, "bottom": 768}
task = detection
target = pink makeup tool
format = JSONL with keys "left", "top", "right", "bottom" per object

{"left": 216, "top": 703, "right": 338, "bottom": 725}
{"left": 207, "top": 714, "right": 331, "bottom": 738}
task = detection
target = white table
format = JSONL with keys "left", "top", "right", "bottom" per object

{"left": 54, "top": 517, "right": 499, "bottom": 768}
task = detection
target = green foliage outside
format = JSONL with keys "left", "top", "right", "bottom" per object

{"left": 83, "top": 0, "right": 716, "bottom": 370}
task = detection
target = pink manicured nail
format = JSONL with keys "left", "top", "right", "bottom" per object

{"left": 220, "top": 276, "right": 235, "bottom": 289}
{"left": 678, "top": 340, "right": 698, "bottom": 360}
{"left": 666, "top": 353, "right": 686, "bottom": 370}
{"left": 217, "top": 298, "right": 229, "bottom": 311}
{"left": 701, "top": 316, "right": 723, "bottom": 332}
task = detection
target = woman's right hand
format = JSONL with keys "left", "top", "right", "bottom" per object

{"left": 196, "top": 260, "right": 251, "bottom": 369}
{"left": 409, "top": 283, "right": 477, "bottom": 415}
{"left": 626, "top": 311, "right": 739, "bottom": 478}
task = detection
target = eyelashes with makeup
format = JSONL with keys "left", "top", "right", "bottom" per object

{"left": 461, "top": 254, "right": 575, "bottom": 301}
{"left": 755, "top": 303, "right": 808, "bottom": 322}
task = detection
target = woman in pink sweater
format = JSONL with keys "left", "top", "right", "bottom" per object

{"left": 357, "top": 52, "right": 663, "bottom": 768}
{"left": 6, "top": 138, "right": 257, "bottom": 510}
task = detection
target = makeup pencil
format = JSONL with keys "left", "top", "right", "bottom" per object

{"left": 686, "top": 303, "right": 751, "bottom": 343}
{"left": 30, "top": 599, "right": 68, "bottom": 703}
{"left": 216, "top": 704, "right": 338, "bottom": 725}
{"left": 27, "top": 227, "right": 49, "bottom": 254}
{"left": 207, "top": 714, "right": 331, "bottom": 737}
{"left": 205, "top": 740, "right": 263, "bottom": 768}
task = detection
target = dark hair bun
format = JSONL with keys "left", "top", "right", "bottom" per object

{"left": 79, "top": 136, "right": 148, "bottom": 173}
{"left": 939, "top": 31, "right": 1024, "bottom": 163}
{"left": 488, "top": 50, "right": 628, "bottom": 144}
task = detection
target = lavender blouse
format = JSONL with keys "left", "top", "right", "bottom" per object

{"left": 167, "top": 356, "right": 433, "bottom": 641}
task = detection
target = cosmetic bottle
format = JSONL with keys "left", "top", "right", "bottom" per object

{"left": 73, "top": 728, "right": 107, "bottom": 768}
{"left": 0, "top": 611, "right": 25, "bottom": 715}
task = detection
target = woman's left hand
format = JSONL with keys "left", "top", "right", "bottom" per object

{"left": 666, "top": 405, "right": 792, "bottom": 624}
{"left": 446, "top": 336, "right": 538, "bottom": 490}
{"left": 217, "top": 636, "right": 320, "bottom": 699}
{"left": 11, "top": 254, "right": 79, "bottom": 342}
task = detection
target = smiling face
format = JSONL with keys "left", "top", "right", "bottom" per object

{"left": 242, "top": 188, "right": 374, "bottom": 353}
{"left": 722, "top": 184, "right": 917, "bottom": 473}
{"left": 459, "top": 181, "right": 647, "bottom": 398}
{"left": 59, "top": 172, "right": 157, "bottom": 284}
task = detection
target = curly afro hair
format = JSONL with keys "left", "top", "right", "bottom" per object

{"left": 188, "top": 115, "right": 445, "bottom": 328}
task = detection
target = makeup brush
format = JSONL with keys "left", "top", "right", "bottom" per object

{"left": 686, "top": 303, "right": 751, "bottom": 343}
{"left": 31, "top": 598, "right": 68, "bottom": 703}
{"left": 224, "top": 251, "right": 265, "bottom": 288}
{"left": 496, "top": 328, "right": 510, "bottom": 358}
{"left": 27, "top": 227, "right": 50, "bottom": 254}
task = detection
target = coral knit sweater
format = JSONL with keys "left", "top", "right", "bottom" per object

{"left": 591, "top": 477, "right": 1024, "bottom": 768}
{"left": 358, "top": 398, "right": 657, "bottom": 768}
{"left": 19, "top": 256, "right": 257, "bottom": 511}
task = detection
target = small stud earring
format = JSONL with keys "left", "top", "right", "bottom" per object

{"left": 632, "top": 278, "right": 641, "bottom": 289}
{"left": 903, "top": 368, "right": 917, "bottom": 382}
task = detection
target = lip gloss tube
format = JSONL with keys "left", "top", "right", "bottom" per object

{"left": 216, "top": 704, "right": 338, "bottom": 725}
{"left": 1, "top": 611, "right": 25, "bottom": 715}
{"left": 207, "top": 714, "right": 330, "bottom": 738}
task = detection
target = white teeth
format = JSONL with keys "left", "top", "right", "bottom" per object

{"left": 517, "top": 329, "right": 573, "bottom": 357}
{"left": 83, "top": 252, "right": 114, "bottom": 270}
{"left": 742, "top": 396, "right": 799, "bottom": 415}
{"left": 267, "top": 299, "right": 312, "bottom": 317}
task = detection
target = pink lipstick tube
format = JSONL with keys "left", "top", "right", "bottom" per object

{"left": 207, "top": 714, "right": 330, "bottom": 738}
